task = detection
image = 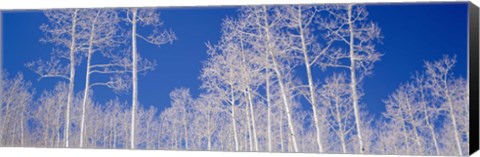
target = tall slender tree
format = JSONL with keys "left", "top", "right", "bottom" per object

{"left": 25, "top": 9, "right": 89, "bottom": 147}
{"left": 318, "top": 4, "right": 382, "bottom": 153}
{"left": 77, "top": 9, "right": 133, "bottom": 148}
{"left": 424, "top": 55, "right": 466, "bottom": 156}
{"left": 319, "top": 73, "right": 353, "bottom": 153}
{"left": 124, "top": 8, "right": 176, "bottom": 149}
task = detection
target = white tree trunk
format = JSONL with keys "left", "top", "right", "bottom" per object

{"left": 55, "top": 107, "right": 62, "bottom": 147}
{"left": 124, "top": 114, "right": 129, "bottom": 148}
{"left": 347, "top": 4, "right": 364, "bottom": 153}
{"left": 405, "top": 98, "right": 421, "bottom": 149}
{"left": 130, "top": 8, "right": 138, "bottom": 150}
{"left": 421, "top": 92, "right": 439, "bottom": 155}
{"left": 268, "top": 38, "right": 298, "bottom": 153}
{"left": 297, "top": 7, "right": 323, "bottom": 153}
{"left": 399, "top": 106, "right": 409, "bottom": 154}
{"left": 265, "top": 62, "right": 272, "bottom": 152}
{"left": 80, "top": 11, "right": 99, "bottom": 148}
{"left": 173, "top": 117, "right": 178, "bottom": 149}
{"left": 65, "top": 9, "right": 78, "bottom": 148}
{"left": 334, "top": 95, "right": 347, "bottom": 153}
{"left": 244, "top": 95, "right": 253, "bottom": 151}
{"left": 146, "top": 119, "right": 150, "bottom": 149}
{"left": 229, "top": 84, "right": 239, "bottom": 151}
{"left": 207, "top": 108, "right": 212, "bottom": 151}
{"left": 444, "top": 78, "right": 463, "bottom": 156}
{"left": 0, "top": 100, "right": 10, "bottom": 146}
{"left": 428, "top": 124, "right": 439, "bottom": 155}
{"left": 182, "top": 104, "right": 189, "bottom": 150}
{"left": 44, "top": 105, "right": 51, "bottom": 147}
{"left": 20, "top": 103, "right": 25, "bottom": 147}
{"left": 262, "top": 6, "right": 299, "bottom": 152}
{"left": 11, "top": 118, "right": 16, "bottom": 146}
{"left": 113, "top": 115, "right": 117, "bottom": 148}
{"left": 93, "top": 115, "right": 98, "bottom": 148}
{"left": 279, "top": 110, "right": 284, "bottom": 152}
{"left": 247, "top": 86, "right": 258, "bottom": 151}
{"left": 239, "top": 38, "right": 259, "bottom": 152}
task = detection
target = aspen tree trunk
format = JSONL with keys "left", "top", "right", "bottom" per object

{"left": 124, "top": 114, "right": 129, "bottom": 148}
{"left": 405, "top": 98, "right": 421, "bottom": 149}
{"left": 157, "top": 124, "right": 161, "bottom": 149}
{"left": 279, "top": 110, "right": 284, "bottom": 152}
{"left": 93, "top": 115, "right": 98, "bottom": 148}
{"left": 146, "top": 119, "right": 150, "bottom": 149}
{"left": 182, "top": 104, "right": 189, "bottom": 150}
{"left": 334, "top": 95, "right": 347, "bottom": 153}
{"left": 130, "top": 8, "right": 138, "bottom": 149}
{"left": 20, "top": 103, "right": 25, "bottom": 147}
{"left": 109, "top": 117, "right": 113, "bottom": 148}
{"left": 229, "top": 83, "right": 239, "bottom": 151}
{"left": 109, "top": 116, "right": 114, "bottom": 148}
{"left": 288, "top": 132, "right": 293, "bottom": 152}
{"left": 238, "top": 39, "right": 259, "bottom": 151}
{"left": 0, "top": 98, "right": 12, "bottom": 146}
{"left": 297, "top": 6, "right": 323, "bottom": 153}
{"left": 269, "top": 25, "right": 299, "bottom": 152}
{"left": 265, "top": 58, "right": 272, "bottom": 152}
{"left": 11, "top": 119, "right": 16, "bottom": 146}
{"left": 347, "top": 4, "right": 364, "bottom": 153}
{"left": 261, "top": 6, "right": 298, "bottom": 152}
{"left": 173, "top": 118, "right": 178, "bottom": 150}
{"left": 113, "top": 115, "right": 117, "bottom": 148}
{"left": 108, "top": 119, "right": 112, "bottom": 148}
{"left": 80, "top": 11, "right": 99, "bottom": 148}
{"left": 243, "top": 118, "right": 248, "bottom": 150}
{"left": 246, "top": 88, "right": 259, "bottom": 151}
{"left": 465, "top": 86, "right": 469, "bottom": 151}
{"left": 443, "top": 75, "right": 463, "bottom": 156}
{"left": 399, "top": 105, "right": 409, "bottom": 154}
{"left": 55, "top": 107, "right": 62, "bottom": 147}
{"left": 207, "top": 109, "right": 212, "bottom": 151}
{"left": 244, "top": 95, "right": 253, "bottom": 151}
{"left": 1, "top": 83, "right": 18, "bottom": 146}
{"left": 0, "top": 101, "right": 9, "bottom": 146}
{"left": 44, "top": 106, "right": 51, "bottom": 147}
{"left": 65, "top": 9, "right": 78, "bottom": 148}
{"left": 420, "top": 92, "right": 439, "bottom": 155}
{"left": 103, "top": 116, "right": 108, "bottom": 148}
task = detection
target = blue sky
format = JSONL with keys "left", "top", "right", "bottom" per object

{"left": 1, "top": 3, "right": 468, "bottom": 117}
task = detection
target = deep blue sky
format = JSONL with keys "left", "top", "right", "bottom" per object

{"left": 1, "top": 3, "right": 468, "bottom": 117}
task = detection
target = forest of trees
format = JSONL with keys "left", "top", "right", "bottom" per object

{"left": 0, "top": 4, "right": 469, "bottom": 156}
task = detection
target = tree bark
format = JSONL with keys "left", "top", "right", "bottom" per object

{"left": 265, "top": 59, "right": 272, "bottom": 152}
{"left": 333, "top": 94, "right": 347, "bottom": 153}
{"left": 261, "top": 5, "right": 299, "bottom": 152}
{"left": 297, "top": 6, "right": 323, "bottom": 153}
{"left": 80, "top": 10, "right": 99, "bottom": 148}
{"left": 130, "top": 8, "right": 138, "bottom": 149}
{"left": 243, "top": 93, "right": 253, "bottom": 151}
{"left": 65, "top": 9, "right": 78, "bottom": 148}
{"left": 229, "top": 83, "right": 239, "bottom": 151}
{"left": 443, "top": 74, "right": 463, "bottom": 156}
{"left": 420, "top": 89, "right": 439, "bottom": 155}
{"left": 347, "top": 4, "right": 364, "bottom": 153}
{"left": 182, "top": 104, "right": 189, "bottom": 150}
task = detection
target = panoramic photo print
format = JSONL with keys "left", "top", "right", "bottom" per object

{"left": 0, "top": 2, "right": 471, "bottom": 156}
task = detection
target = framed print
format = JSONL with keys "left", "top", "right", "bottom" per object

{"left": 0, "top": 1, "right": 479, "bottom": 156}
